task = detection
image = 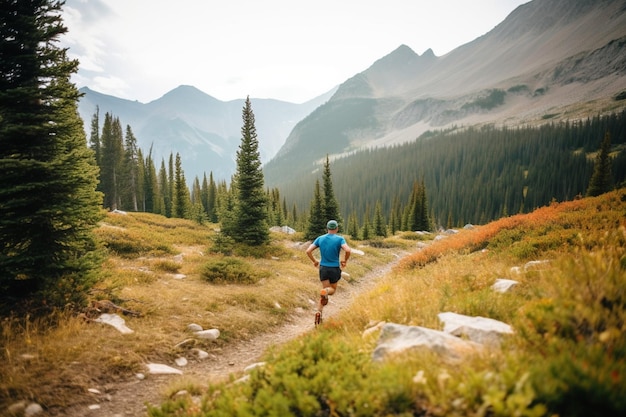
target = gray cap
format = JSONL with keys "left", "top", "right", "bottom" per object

{"left": 327, "top": 220, "right": 338, "bottom": 230}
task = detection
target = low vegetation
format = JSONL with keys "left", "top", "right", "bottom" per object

{"left": 0, "top": 209, "right": 396, "bottom": 413}
{"left": 1, "top": 189, "right": 624, "bottom": 416}
{"left": 148, "top": 188, "right": 624, "bottom": 417}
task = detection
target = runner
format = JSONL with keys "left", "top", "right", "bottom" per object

{"left": 305, "top": 220, "right": 351, "bottom": 326}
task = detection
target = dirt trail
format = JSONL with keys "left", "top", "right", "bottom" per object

{"left": 58, "top": 254, "right": 404, "bottom": 417}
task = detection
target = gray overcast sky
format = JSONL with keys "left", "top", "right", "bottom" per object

{"left": 61, "top": 0, "right": 529, "bottom": 104}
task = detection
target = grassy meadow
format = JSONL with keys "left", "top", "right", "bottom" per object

{"left": 1, "top": 210, "right": 399, "bottom": 413}
{"left": 2, "top": 188, "right": 625, "bottom": 416}
{"left": 151, "top": 189, "right": 626, "bottom": 417}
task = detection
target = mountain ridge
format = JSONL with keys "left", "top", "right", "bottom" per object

{"left": 77, "top": 85, "right": 336, "bottom": 181}
{"left": 76, "top": 0, "right": 626, "bottom": 187}
{"left": 262, "top": 0, "right": 626, "bottom": 189}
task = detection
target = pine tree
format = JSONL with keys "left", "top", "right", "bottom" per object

{"left": 121, "top": 125, "right": 139, "bottom": 211}
{"left": 143, "top": 147, "right": 158, "bottom": 213}
{"left": 100, "top": 113, "right": 124, "bottom": 210}
{"left": 207, "top": 172, "right": 218, "bottom": 222}
{"left": 305, "top": 179, "right": 326, "bottom": 241}
{"left": 0, "top": 0, "right": 103, "bottom": 308}
{"left": 586, "top": 131, "right": 614, "bottom": 197}
{"left": 228, "top": 97, "right": 269, "bottom": 245}
{"left": 373, "top": 201, "right": 387, "bottom": 237}
{"left": 173, "top": 153, "right": 190, "bottom": 218}
{"left": 347, "top": 211, "right": 360, "bottom": 239}
{"left": 322, "top": 155, "right": 342, "bottom": 226}
{"left": 89, "top": 106, "right": 101, "bottom": 168}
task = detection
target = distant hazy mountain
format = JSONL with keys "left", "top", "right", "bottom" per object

{"left": 77, "top": 85, "right": 336, "bottom": 181}
{"left": 263, "top": 0, "right": 626, "bottom": 188}
{"left": 78, "top": 0, "right": 626, "bottom": 189}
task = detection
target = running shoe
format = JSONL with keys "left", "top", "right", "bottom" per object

{"left": 320, "top": 288, "right": 329, "bottom": 306}
{"left": 314, "top": 311, "right": 322, "bottom": 326}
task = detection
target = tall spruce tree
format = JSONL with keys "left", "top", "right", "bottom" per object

{"left": 0, "top": 0, "right": 103, "bottom": 308}
{"left": 121, "top": 125, "right": 139, "bottom": 211}
{"left": 173, "top": 152, "right": 190, "bottom": 218}
{"left": 322, "top": 155, "right": 342, "bottom": 226}
{"left": 586, "top": 131, "right": 614, "bottom": 197}
{"left": 305, "top": 179, "right": 326, "bottom": 240}
{"left": 228, "top": 97, "right": 269, "bottom": 245}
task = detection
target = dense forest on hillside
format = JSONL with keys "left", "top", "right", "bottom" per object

{"left": 270, "top": 111, "right": 626, "bottom": 227}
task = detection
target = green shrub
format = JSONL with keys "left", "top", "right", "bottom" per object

{"left": 153, "top": 260, "right": 181, "bottom": 273}
{"left": 514, "top": 233, "right": 626, "bottom": 416}
{"left": 201, "top": 257, "right": 265, "bottom": 284}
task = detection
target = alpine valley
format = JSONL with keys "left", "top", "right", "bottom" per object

{"left": 78, "top": 0, "right": 626, "bottom": 225}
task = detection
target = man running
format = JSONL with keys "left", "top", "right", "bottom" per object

{"left": 305, "top": 220, "right": 351, "bottom": 326}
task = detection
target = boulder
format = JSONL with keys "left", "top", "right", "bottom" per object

{"left": 491, "top": 278, "right": 519, "bottom": 293}
{"left": 372, "top": 323, "right": 481, "bottom": 362}
{"left": 438, "top": 312, "right": 513, "bottom": 346}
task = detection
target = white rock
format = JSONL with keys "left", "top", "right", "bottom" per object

{"left": 491, "top": 278, "right": 519, "bottom": 293}
{"left": 93, "top": 313, "right": 134, "bottom": 334}
{"left": 351, "top": 249, "right": 365, "bottom": 256}
{"left": 24, "top": 403, "right": 44, "bottom": 417}
{"left": 244, "top": 362, "right": 266, "bottom": 373}
{"left": 373, "top": 323, "right": 481, "bottom": 362}
{"left": 88, "top": 404, "right": 101, "bottom": 410}
{"left": 524, "top": 260, "right": 550, "bottom": 270}
{"left": 146, "top": 363, "right": 183, "bottom": 375}
{"left": 438, "top": 312, "right": 513, "bottom": 346}
{"left": 191, "top": 348, "right": 209, "bottom": 360}
{"left": 195, "top": 329, "right": 220, "bottom": 340}
{"left": 175, "top": 357, "right": 188, "bottom": 367}
{"left": 87, "top": 388, "right": 101, "bottom": 394}
{"left": 135, "top": 373, "right": 145, "bottom": 380}
{"left": 20, "top": 353, "right": 37, "bottom": 360}
{"left": 362, "top": 321, "right": 386, "bottom": 339}
{"left": 172, "top": 274, "right": 186, "bottom": 279}
{"left": 187, "top": 323, "right": 203, "bottom": 332}
{"left": 7, "top": 401, "right": 27, "bottom": 415}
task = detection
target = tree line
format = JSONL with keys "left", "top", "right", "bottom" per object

{"left": 272, "top": 111, "right": 625, "bottom": 228}
{"left": 88, "top": 109, "right": 431, "bottom": 241}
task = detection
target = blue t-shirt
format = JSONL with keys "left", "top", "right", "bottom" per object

{"left": 312, "top": 233, "right": 346, "bottom": 267}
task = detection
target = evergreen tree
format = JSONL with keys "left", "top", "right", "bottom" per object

{"left": 143, "top": 147, "right": 158, "bottom": 213}
{"left": 322, "top": 155, "right": 342, "bottom": 226}
{"left": 89, "top": 106, "right": 101, "bottom": 168}
{"left": 207, "top": 172, "right": 218, "bottom": 223}
{"left": 347, "top": 211, "right": 360, "bottom": 239}
{"left": 228, "top": 97, "right": 269, "bottom": 245}
{"left": 586, "top": 131, "right": 614, "bottom": 197}
{"left": 0, "top": 0, "right": 103, "bottom": 308}
{"left": 173, "top": 153, "right": 190, "bottom": 218}
{"left": 100, "top": 113, "right": 124, "bottom": 210}
{"left": 159, "top": 159, "right": 171, "bottom": 216}
{"left": 136, "top": 148, "right": 146, "bottom": 211}
{"left": 305, "top": 179, "right": 326, "bottom": 241}
{"left": 168, "top": 153, "right": 175, "bottom": 216}
{"left": 373, "top": 201, "right": 387, "bottom": 237}
{"left": 121, "top": 125, "right": 139, "bottom": 211}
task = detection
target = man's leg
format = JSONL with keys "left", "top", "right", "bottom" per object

{"left": 319, "top": 281, "right": 338, "bottom": 310}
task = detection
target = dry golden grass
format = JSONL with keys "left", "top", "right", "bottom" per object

{"left": 0, "top": 212, "right": 405, "bottom": 412}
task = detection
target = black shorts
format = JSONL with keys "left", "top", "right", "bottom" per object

{"left": 319, "top": 266, "right": 342, "bottom": 284}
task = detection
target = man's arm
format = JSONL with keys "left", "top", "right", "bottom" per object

{"left": 341, "top": 243, "right": 351, "bottom": 267}
{"left": 306, "top": 244, "right": 319, "bottom": 267}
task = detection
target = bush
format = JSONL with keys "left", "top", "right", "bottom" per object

{"left": 201, "top": 257, "right": 266, "bottom": 284}
{"left": 514, "top": 231, "right": 626, "bottom": 416}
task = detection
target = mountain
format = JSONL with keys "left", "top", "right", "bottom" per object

{"left": 77, "top": 85, "right": 336, "bottom": 181}
{"left": 263, "top": 0, "right": 626, "bottom": 188}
